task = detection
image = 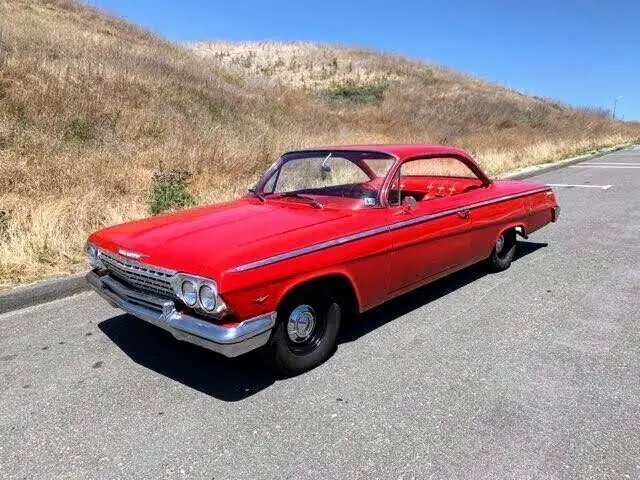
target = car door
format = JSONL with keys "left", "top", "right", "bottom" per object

{"left": 385, "top": 156, "right": 484, "bottom": 294}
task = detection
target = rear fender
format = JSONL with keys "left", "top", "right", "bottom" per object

{"left": 494, "top": 223, "right": 525, "bottom": 245}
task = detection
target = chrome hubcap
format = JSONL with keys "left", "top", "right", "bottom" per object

{"left": 495, "top": 234, "right": 505, "bottom": 253}
{"left": 287, "top": 305, "right": 316, "bottom": 343}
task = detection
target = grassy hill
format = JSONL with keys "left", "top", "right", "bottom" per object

{"left": 0, "top": 0, "right": 638, "bottom": 287}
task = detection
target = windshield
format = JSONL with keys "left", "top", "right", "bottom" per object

{"left": 257, "top": 150, "right": 396, "bottom": 206}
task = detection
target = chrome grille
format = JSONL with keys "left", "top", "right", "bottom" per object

{"left": 99, "top": 250, "right": 176, "bottom": 299}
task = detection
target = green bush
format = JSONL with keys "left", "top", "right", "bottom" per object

{"left": 0, "top": 210, "right": 9, "bottom": 241}
{"left": 63, "top": 118, "right": 97, "bottom": 143}
{"left": 148, "top": 170, "right": 197, "bottom": 215}
{"left": 326, "top": 81, "right": 388, "bottom": 105}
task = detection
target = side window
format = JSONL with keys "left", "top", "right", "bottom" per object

{"left": 386, "top": 156, "right": 482, "bottom": 205}
{"left": 262, "top": 172, "right": 277, "bottom": 194}
{"left": 364, "top": 158, "right": 395, "bottom": 177}
{"left": 401, "top": 156, "right": 478, "bottom": 178}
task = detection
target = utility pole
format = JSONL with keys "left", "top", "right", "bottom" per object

{"left": 613, "top": 96, "right": 623, "bottom": 120}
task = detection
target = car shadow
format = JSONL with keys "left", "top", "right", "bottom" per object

{"left": 98, "top": 315, "right": 277, "bottom": 402}
{"left": 341, "top": 240, "right": 547, "bottom": 343}
{"left": 98, "top": 240, "right": 546, "bottom": 402}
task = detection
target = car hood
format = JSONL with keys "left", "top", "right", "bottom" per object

{"left": 89, "top": 198, "right": 352, "bottom": 277}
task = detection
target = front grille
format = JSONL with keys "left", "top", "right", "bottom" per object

{"left": 99, "top": 250, "right": 176, "bottom": 299}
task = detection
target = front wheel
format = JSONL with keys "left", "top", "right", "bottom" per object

{"left": 485, "top": 229, "right": 516, "bottom": 272}
{"left": 268, "top": 288, "right": 341, "bottom": 376}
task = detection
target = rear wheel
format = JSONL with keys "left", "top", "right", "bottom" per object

{"left": 269, "top": 288, "right": 341, "bottom": 376}
{"left": 485, "top": 229, "right": 516, "bottom": 272}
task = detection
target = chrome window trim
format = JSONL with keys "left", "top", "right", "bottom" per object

{"left": 232, "top": 187, "right": 551, "bottom": 272}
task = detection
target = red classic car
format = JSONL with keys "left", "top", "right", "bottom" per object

{"left": 86, "top": 145, "right": 559, "bottom": 374}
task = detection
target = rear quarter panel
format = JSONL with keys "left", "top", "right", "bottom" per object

{"left": 469, "top": 181, "right": 557, "bottom": 260}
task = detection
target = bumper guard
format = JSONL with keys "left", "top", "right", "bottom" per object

{"left": 86, "top": 271, "right": 276, "bottom": 357}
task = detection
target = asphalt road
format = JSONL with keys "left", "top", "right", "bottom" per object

{"left": 1, "top": 148, "right": 639, "bottom": 479}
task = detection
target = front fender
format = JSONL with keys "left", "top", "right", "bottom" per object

{"left": 222, "top": 267, "right": 362, "bottom": 322}
{"left": 277, "top": 268, "right": 362, "bottom": 311}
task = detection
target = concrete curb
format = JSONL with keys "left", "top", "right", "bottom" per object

{"left": 0, "top": 273, "right": 89, "bottom": 315}
{"left": 0, "top": 143, "right": 633, "bottom": 315}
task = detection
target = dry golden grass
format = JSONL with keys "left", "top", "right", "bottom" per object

{"left": 1, "top": 0, "right": 639, "bottom": 288}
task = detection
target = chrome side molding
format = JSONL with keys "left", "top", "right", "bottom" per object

{"left": 233, "top": 187, "right": 552, "bottom": 272}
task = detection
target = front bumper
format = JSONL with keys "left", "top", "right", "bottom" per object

{"left": 86, "top": 271, "right": 276, "bottom": 357}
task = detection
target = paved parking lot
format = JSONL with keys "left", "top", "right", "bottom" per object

{"left": 1, "top": 148, "right": 639, "bottom": 479}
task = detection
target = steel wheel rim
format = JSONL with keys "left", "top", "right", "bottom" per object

{"left": 286, "top": 305, "right": 316, "bottom": 343}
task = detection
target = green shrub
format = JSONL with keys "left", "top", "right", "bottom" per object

{"left": 0, "top": 210, "right": 9, "bottom": 241}
{"left": 148, "top": 170, "right": 197, "bottom": 215}
{"left": 63, "top": 118, "right": 96, "bottom": 143}
{"left": 326, "top": 81, "right": 388, "bottom": 105}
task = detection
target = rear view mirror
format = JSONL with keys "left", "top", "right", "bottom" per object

{"left": 320, "top": 152, "right": 332, "bottom": 180}
{"left": 320, "top": 163, "right": 331, "bottom": 180}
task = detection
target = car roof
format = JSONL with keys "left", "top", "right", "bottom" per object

{"left": 288, "top": 144, "right": 472, "bottom": 161}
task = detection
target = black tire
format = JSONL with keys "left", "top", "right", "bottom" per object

{"left": 485, "top": 229, "right": 516, "bottom": 272}
{"left": 268, "top": 287, "right": 341, "bottom": 376}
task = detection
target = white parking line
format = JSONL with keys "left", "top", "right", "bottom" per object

{"left": 570, "top": 165, "right": 640, "bottom": 169}
{"left": 547, "top": 183, "right": 612, "bottom": 190}
{"left": 582, "top": 162, "right": 640, "bottom": 166}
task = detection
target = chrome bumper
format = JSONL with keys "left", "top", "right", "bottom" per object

{"left": 86, "top": 271, "right": 276, "bottom": 357}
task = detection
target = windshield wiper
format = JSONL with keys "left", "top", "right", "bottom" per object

{"left": 248, "top": 188, "right": 265, "bottom": 203}
{"left": 279, "top": 192, "right": 323, "bottom": 209}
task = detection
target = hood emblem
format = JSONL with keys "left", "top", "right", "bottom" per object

{"left": 118, "top": 249, "right": 146, "bottom": 260}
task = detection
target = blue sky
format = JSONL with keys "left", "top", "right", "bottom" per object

{"left": 92, "top": 0, "right": 639, "bottom": 120}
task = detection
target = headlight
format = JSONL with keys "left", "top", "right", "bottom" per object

{"left": 198, "top": 283, "right": 217, "bottom": 311}
{"left": 180, "top": 279, "right": 198, "bottom": 307}
{"left": 85, "top": 243, "right": 103, "bottom": 269}
{"left": 172, "top": 274, "right": 226, "bottom": 315}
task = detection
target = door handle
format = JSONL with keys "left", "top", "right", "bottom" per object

{"left": 457, "top": 209, "right": 470, "bottom": 219}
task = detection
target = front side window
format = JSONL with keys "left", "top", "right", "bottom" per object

{"left": 387, "top": 155, "right": 484, "bottom": 204}
{"left": 400, "top": 156, "right": 478, "bottom": 178}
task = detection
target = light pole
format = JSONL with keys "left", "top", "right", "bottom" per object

{"left": 612, "top": 96, "right": 623, "bottom": 120}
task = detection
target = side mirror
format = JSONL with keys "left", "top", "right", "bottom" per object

{"left": 402, "top": 196, "right": 417, "bottom": 212}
